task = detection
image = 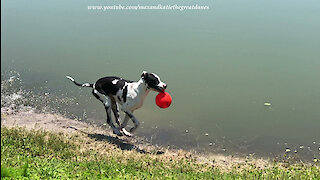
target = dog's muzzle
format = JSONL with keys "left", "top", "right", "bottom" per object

{"left": 158, "top": 84, "right": 167, "bottom": 92}
{"left": 149, "top": 84, "right": 167, "bottom": 92}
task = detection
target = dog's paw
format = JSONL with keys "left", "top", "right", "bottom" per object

{"left": 129, "top": 127, "right": 137, "bottom": 133}
{"left": 121, "top": 128, "right": 132, "bottom": 137}
{"left": 113, "top": 128, "right": 123, "bottom": 136}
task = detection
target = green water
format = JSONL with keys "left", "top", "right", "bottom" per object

{"left": 2, "top": 0, "right": 320, "bottom": 158}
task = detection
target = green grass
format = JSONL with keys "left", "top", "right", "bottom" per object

{"left": 1, "top": 127, "right": 319, "bottom": 179}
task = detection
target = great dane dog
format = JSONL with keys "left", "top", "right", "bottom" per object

{"left": 66, "top": 71, "right": 167, "bottom": 137}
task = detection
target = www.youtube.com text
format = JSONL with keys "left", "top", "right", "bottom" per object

{"left": 88, "top": 4, "right": 210, "bottom": 11}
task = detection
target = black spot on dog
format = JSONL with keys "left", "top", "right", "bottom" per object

{"left": 117, "top": 96, "right": 122, "bottom": 102}
{"left": 92, "top": 90, "right": 103, "bottom": 103}
{"left": 94, "top": 76, "right": 132, "bottom": 95}
{"left": 125, "top": 112, "right": 133, "bottom": 118}
{"left": 122, "top": 85, "right": 128, "bottom": 103}
{"left": 144, "top": 73, "right": 161, "bottom": 91}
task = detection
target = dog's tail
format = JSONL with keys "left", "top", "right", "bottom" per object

{"left": 66, "top": 75, "right": 93, "bottom": 88}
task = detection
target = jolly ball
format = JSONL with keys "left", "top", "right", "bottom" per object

{"left": 155, "top": 92, "right": 172, "bottom": 108}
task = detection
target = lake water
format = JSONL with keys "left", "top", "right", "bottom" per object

{"left": 2, "top": 0, "right": 320, "bottom": 160}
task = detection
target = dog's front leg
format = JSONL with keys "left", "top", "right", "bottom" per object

{"left": 120, "top": 114, "right": 132, "bottom": 137}
{"left": 124, "top": 111, "right": 140, "bottom": 133}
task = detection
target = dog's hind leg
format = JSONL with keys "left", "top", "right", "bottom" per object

{"left": 110, "top": 98, "right": 121, "bottom": 127}
{"left": 105, "top": 105, "right": 122, "bottom": 136}
{"left": 92, "top": 89, "right": 122, "bottom": 136}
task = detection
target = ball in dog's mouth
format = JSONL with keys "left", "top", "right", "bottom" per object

{"left": 156, "top": 92, "right": 172, "bottom": 108}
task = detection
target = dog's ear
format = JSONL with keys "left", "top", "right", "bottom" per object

{"left": 141, "top": 71, "right": 148, "bottom": 79}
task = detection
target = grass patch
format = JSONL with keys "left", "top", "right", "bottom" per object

{"left": 1, "top": 163, "right": 28, "bottom": 178}
{"left": 1, "top": 127, "right": 319, "bottom": 179}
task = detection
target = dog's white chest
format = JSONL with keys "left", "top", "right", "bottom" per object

{"left": 121, "top": 85, "right": 149, "bottom": 111}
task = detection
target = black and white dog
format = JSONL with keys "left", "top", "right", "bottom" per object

{"left": 66, "top": 71, "right": 167, "bottom": 137}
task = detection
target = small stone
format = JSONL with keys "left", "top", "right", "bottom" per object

{"left": 205, "top": 133, "right": 209, "bottom": 136}
{"left": 299, "top": 145, "right": 304, "bottom": 149}
{"left": 264, "top": 102, "right": 271, "bottom": 106}
{"left": 285, "top": 148, "right": 291, "bottom": 152}
{"left": 209, "top": 143, "right": 213, "bottom": 146}
{"left": 185, "top": 130, "right": 189, "bottom": 133}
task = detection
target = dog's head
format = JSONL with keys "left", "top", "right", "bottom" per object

{"left": 141, "top": 71, "right": 167, "bottom": 92}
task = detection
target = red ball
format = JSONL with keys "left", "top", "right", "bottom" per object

{"left": 156, "top": 92, "right": 172, "bottom": 108}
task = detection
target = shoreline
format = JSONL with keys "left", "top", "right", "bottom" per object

{"left": 1, "top": 107, "right": 273, "bottom": 171}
